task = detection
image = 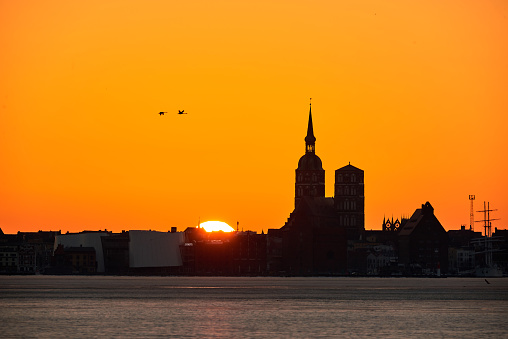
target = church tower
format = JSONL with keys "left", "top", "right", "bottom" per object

{"left": 295, "top": 104, "right": 325, "bottom": 207}
{"left": 334, "top": 163, "right": 365, "bottom": 240}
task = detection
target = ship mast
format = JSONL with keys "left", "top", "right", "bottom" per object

{"left": 475, "top": 202, "right": 499, "bottom": 268}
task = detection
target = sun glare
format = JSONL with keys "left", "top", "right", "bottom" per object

{"left": 199, "top": 221, "right": 235, "bottom": 232}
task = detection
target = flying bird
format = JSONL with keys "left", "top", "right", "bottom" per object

{"left": 178, "top": 110, "right": 187, "bottom": 114}
{"left": 159, "top": 112, "right": 167, "bottom": 116}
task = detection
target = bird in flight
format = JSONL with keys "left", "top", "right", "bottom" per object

{"left": 159, "top": 110, "right": 188, "bottom": 116}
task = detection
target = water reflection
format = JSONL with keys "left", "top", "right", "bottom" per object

{"left": 1, "top": 276, "right": 507, "bottom": 338}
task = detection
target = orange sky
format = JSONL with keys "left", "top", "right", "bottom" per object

{"left": 1, "top": 0, "right": 507, "bottom": 235}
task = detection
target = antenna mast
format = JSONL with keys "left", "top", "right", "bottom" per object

{"left": 469, "top": 195, "right": 475, "bottom": 231}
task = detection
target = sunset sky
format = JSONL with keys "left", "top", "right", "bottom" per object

{"left": 1, "top": 0, "right": 507, "bottom": 235}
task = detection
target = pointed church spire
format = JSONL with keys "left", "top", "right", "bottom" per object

{"left": 305, "top": 101, "right": 316, "bottom": 153}
{"left": 295, "top": 100, "right": 325, "bottom": 208}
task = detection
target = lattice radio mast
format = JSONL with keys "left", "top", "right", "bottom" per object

{"left": 469, "top": 195, "right": 475, "bottom": 231}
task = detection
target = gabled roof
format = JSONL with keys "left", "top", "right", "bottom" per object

{"left": 336, "top": 163, "right": 363, "bottom": 172}
{"left": 398, "top": 202, "right": 444, "bottom": 237}
{"left": 398, "top": 208, "right": 423, "bottom": 236}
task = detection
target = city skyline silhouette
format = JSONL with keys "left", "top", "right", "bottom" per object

{"left": 1, "top": 1, "right": 507, "bottom": 235}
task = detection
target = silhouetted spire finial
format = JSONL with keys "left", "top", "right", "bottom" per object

{"left": 305, "top": 101, "right": 316, "bottom": 153}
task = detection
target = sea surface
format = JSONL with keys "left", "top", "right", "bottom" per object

{"left": 1, "top": 276, "right": 508, "bottom": 338}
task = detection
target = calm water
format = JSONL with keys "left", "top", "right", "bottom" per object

{"left": 1, "top": 276, "right": 508, "bottom": 338}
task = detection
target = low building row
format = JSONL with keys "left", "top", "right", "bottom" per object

{"left": 1, "top": 202, "right": 506, "bottom": 276}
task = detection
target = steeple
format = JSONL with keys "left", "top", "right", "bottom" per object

{"left": 305, "top": 103, "right": 316, "bottom": 153}
{"left": 295, "top": 102, "right": 325, "bottom": 207}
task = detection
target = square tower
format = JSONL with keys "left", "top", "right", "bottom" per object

{"left": 334, "top": 164, "right": 365, "bottom": 240}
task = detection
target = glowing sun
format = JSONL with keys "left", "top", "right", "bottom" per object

{"left": 200, "top": 221, "right": 235, "bottom": 232}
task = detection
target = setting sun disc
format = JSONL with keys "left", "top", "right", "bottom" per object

{"left": 199, "top": 221, "right": 235, "bottom": 232}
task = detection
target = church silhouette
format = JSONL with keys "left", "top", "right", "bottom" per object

{"left": 275, "top": 104, "right": 365, "bottom": 275}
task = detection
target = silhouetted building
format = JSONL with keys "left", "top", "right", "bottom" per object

{"left": 53, "top": 244, "right": 97, "bottom": 274}
{"left": 366, "top": 244, "right": 398, "bottom": 276}
{"left": 0, "top": 230, "right": 59, "bottom": 274}
{"left": 0, "top": 243, "right": 18, "bottom": 274}
{"left": 280, "top": 106, "right": 362, "bottom": 275}
{"left": 492, "top": 228, "right": 508, "bottom": 273}
{"left": 448, "top": 226, "right": 482, "bottom": 248}
{"left": 232, "top": 231, "right": 267, "bottom": 275}
{"left": 362, "top": 230, "right": 400, "bottom": 276}
{"left": 54, "top": 231, "right": 110, "bottom": 273}
{"left": 335, "top": 164, "right": 365, "bottom": 241}
{"left": 447, "top": 225, "right": 481, "bottom": 275}
{"left": 398, "top": 202, "right": 449, "bottom": 275}
{"left": 194, "top": 238, "right": 233, "bottom": 275}
{"left": 266, "top": 228, "right": 283, "bottom": 274}
{"left": 282, "top": 196, "right": 347, "bottom": 275}
{"left": 101, "top": 231, "right": 129, "bottom": 274}
{"left": 180, "top": 227, "right": 267, "bottom": 276}
{"left": 18, "top": 244, "right": 36, "bottom": 274}
{"left": 382, "top": 217, "right": 404, "bottom": 232}
{"left": 128, "top": 230, "right": 184, "bottom": 275}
